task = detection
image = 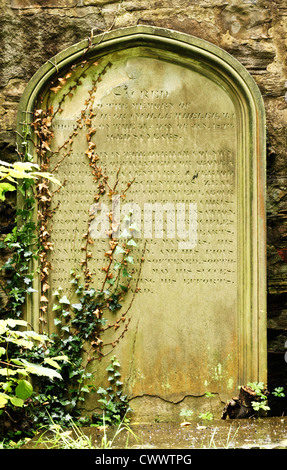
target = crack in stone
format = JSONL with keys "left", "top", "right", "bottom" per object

{"left": 129, "top": 393, "right": 213, "bottom": 405}
{"left": 126, "top": 317, "right": 140, "bottom": 392}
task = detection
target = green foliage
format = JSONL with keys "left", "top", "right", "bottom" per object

{"left": 0, "top": 182, "right": 16, "bottom": 201}
{"left": 272, "top": 387, "right": 285, "bottom": 398}
{"left": 250, "top": 401, "right": 270, "bottom": 412}
{"left": 0, "top": 158, "right": 60, "bottom": 203}
{"left": 1, "top": 179, "right": 37, "bottom": 318}
{"left": 30, "top": 411, "right": 138, "bottom": 449}
{"left": 0, "top": 319, "right": 64, "bottom": 406}
{"left": 179, "top": 408, "right": 194, "bottom": 418}
{"left": 0, "top": 159, "right": 60, "bottom": 187}
{"left": 0, "top": 161, "right": 62, "bottom": 445}
{"left": 198, "top": 391, "right": 216, "bottom": 421}
{"left": 247, "top": 382, "right": 270, "bottom": 415}
{"left": 35, "top": 419, "right": 96, "bottom": 449}
{"left": 0, "top": 318, "right": 67, "bottom": 446}
{"left": 247, "top": 382, "right": 267, "bottom": 400}
{"left": 96, "top": 356, "right": 131, "bottom": 425}
{"left": 199, "top": 411, "right": 214, "bottom": 421}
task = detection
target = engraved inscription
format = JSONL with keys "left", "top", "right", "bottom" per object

{"left": 45, "top": 52, "right": 242, "bottom": 400}
{"left": 50, "top": 57, "right": 237, "bottom": 293}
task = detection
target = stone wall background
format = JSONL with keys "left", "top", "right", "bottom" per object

{"left": 0, "top": 0, "right": 287, "bottom": 390}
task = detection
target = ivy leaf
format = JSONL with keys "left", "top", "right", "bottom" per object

{"left": 119, "top": 228, "right": 130, "bottom": 239}
{"left": 59, "top": 295, "right": 70, "bottom": 305}
{"left": 127, "top": 239, "right": 137, "bottom": 247}
{"left": 122, "top": 268, "right": 130, "bottom": 278}
{"left": 114, "top": 246, "right": 125, "bottom": 255}
{"left": 113, "top": 262, "right": 121, "bottom": 270}
{"left": 61, "top": 326, "right": 70, "bottom": 333}
{"left": 129, "top": 223, "right": 140, "bottom": 232}
{"left": 125, "top": 256, "right": 134, "bottom": 264}
{"left": 26, "top": 287, "right": 38, "bottom": 293}
{"left": 52, "top": 304, "right": 61, "bottom": 312}
{"left": 72, "top": 303, "right": 82, "bottom": 311}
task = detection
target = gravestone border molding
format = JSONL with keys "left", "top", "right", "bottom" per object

{"left": 17, "top": 25, "right": 267, "bottom": 388}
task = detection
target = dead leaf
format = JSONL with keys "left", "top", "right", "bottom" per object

{"left": 93, "top": 309, "right": 100, "bottom": 318}
{"left": 58, "top": 77, "right": 67, "bottom": 85}
{"left": 196, "top": 424, "right": 207, "bottom": 430}
{"left": 41, "top": 141, "right": 51, "bottom": 151}
{"left": 50, "top": 85, "right": 62, "bottom": 94}
{"left": 96, "top": 425, "right": 108, "bottom": 432}
{"left": 180, "top": 422, "right": 192, "bottom": 427}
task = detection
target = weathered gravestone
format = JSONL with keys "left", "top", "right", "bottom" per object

{"left": 17, "top": 26, "right": 266, "bottom": 420}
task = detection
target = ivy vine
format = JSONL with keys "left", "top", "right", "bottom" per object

{"left": 0, "top": 57, "right": 145, "bottom": 438}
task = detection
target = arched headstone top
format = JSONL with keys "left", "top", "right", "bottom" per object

{"left": 18, "top": 25, "right": 265, "bottom": 124}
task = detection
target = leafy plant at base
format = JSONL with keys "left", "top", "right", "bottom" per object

{"left": 197, "top": 391, "right": 216, "bottom": 421}
{"left": 272, "top": 386, "right": 285, "bottom": 398}
{"left": 96, "top": 356, "right": 131, "bottom": 425}
{"left": 270, "top": 386, "right": 286, "bottom": 416}
{"left": 179, "top": 409, "right": 194, "bottom": 419}
{"left": 199, "top": 411, "right": 214, "bottom": 421}
{"left": 247, "top": 382, "right": 270, "bottom": 416}
{"left": 0, "top": 157, "right": 62, "bottom": 444}
{"left": 0, "top": 318, "right": 67, "bottom": 445}
{"left": 32, "top": 411, "right": 138, "bottom": 449}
